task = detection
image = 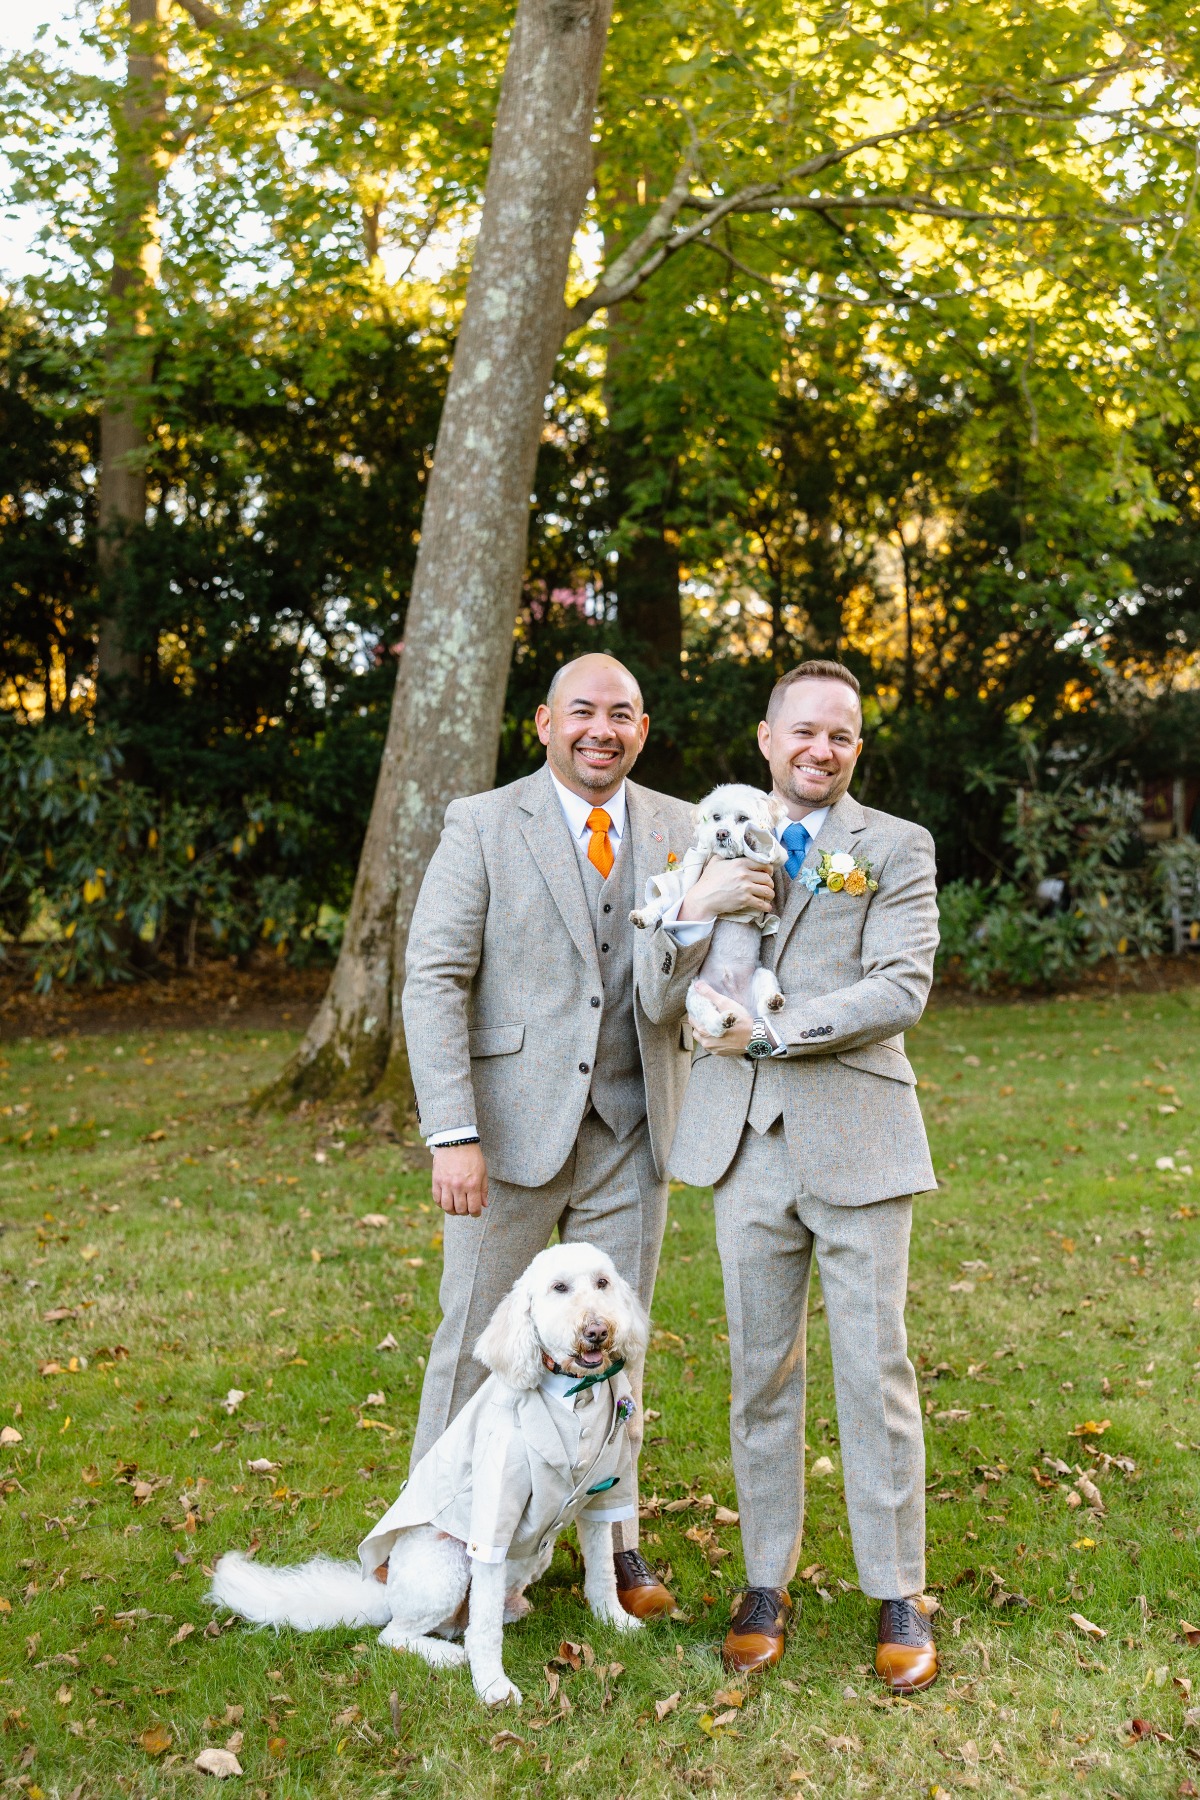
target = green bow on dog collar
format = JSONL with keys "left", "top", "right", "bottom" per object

{"left": 562, "top": 1357, "right": 625, "bottom": 1397}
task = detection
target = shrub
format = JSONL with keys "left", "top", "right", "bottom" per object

{"left": 0, "top": 726, "right": 340, "bottom": 990}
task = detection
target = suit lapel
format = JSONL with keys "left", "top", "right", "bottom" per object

{"left": 625, "top": 780, "right": 666, "bottom": 913}
{"left": 518, "top": 767, "right": 599, "bottom": 976}
{"left": 520, "top": 1390, "right": 575, "bottom": 1482}
{"left": 772, "top": 792, "right": 867, "bottom": 965}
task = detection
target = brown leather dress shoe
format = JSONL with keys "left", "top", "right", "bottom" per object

{"left": 875, "top": 1596, "right": 939, "bottom": 1692}
{"left": 613, "top": 1548, "right": 677, "bottom": 1619}
{"left": 721, "top": 1586, "right": 793, "bottom": 1673}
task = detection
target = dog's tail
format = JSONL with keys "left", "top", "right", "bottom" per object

{"left": 208, "top": 1550, "right": 392, "bottom": 1632}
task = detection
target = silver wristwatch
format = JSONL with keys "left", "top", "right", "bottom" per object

{"left": 745, "top": 1021, "right": 773, "bottom": 1060}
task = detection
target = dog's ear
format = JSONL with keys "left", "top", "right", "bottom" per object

{"left": 767, "top": 793, "right": 791, "bottom": 830}
{"left": 613, "top": 1277, "right": 650, "bottom": 1367}
{"left": 474, "top": 1280, "right": 543, "bottom": 1390}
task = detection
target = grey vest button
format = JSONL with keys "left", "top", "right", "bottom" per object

{"left": 579, "top": 1062, "right": 590, "bottom": 1074}
{"left": 591, "top": 996, "right": 601, "bottom": 1007}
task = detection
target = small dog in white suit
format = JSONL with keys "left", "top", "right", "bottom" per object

{"left": 630, "top": 782, "right": 790, "bottom": 1038}
{"left": 208, "top": 1244, "right": 649, "bottom": 1707}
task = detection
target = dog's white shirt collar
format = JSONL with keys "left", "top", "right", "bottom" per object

{"left": 548, "top": 770, "right": 627, "bottom": 844}
{"left": 539, "top": 1367, "right": 598, "bottom": 1409}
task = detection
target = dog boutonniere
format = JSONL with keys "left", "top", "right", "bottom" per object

{"left": 615, "top": 1394, "right": 636, "bottom": 1423}
{"left": 802, "top": 850, "right": 878, "bottom": 897}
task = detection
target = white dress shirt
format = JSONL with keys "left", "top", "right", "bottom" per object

{"left": 425, "top": 769, "right": 628, "bottom": 1147}
{"left": 662, "top": 806, "right": 830, "bottom": 946}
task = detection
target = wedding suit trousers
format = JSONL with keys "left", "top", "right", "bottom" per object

{"left": 411, "top": 1112, "right": 667, "bottom": 1553}
{"left": 714, "top": 1120, "right": 925, "bottom": 1598}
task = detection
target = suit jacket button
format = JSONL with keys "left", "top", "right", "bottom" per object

{"left": 579, "top": 1062, "right": 590, "bottom": 1075}
{"left": 661, "top": 955, "right": 672, "bottom": 974}
{"left": 601, "top": 942, "right": 609, "bottom": 953}
{"left": 591, "top": 996, "right": 601, "bottom": 1007}
{"left": 602, "top": 903, "right": 612, "bottom": 914}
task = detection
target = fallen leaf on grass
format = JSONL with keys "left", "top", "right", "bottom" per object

{"left": 705, "top": 1709, "right": 741, "bottom": 1732}
{"left": 1180, "top": 1621, "right": 1200, "bottom": 1648}
{"left": 713, "top": 1505, "right": 739, "bottom": 1525}
{"left": 194, "top": 1747, "right": 243, "bottom": 1777}
{"left": 655, "top": 1692, "right": 681, "bottom": 1721}
{"left": 375, "top": 1333, "right": 399, "bottom": 1352}
{"left": 825, "top": 1734, "right": 861, "bottom": 1753}
{"left": 1068, "top": 1419, "right": 1111, "bottom": 1438}
{"left": 246, "top": 1458, "right": 280, "bottom": 1475}
{"left": 711, "top": 1689, "right": 744, "bottom": 1709}
{"left": 267, "top": 1737, "right": 286, "bottom": 1758}
{"left": 360, "top": 1214, "right": 390, "bottom": 1229}
{"left": 1075, "top": 1474, "right": 1105, "bottom": 1511}
{"left": 936, "top": 1409, "right": 972, "bottom": 1423}
{"left": 1071, "top": 1613, "right": 1107, "bottom": 1640}
{"left": 0, "top": 1426, "right": 21, "bottom": 1446}
{"left": 220, "top": 1390, "right": 246, "bottom": 1416}
{"left": 224, "top": 1731, "right": 244, "bottom": 1755}
{"left": 170, "top": 1623, "right": 195, "bottom": 1645}
{"left": 139, "top": 1725, "right": 172, "bottom": 1757}
{"left": 810, "top": 1456, "right": 834, "bottom": 1477}
{"left": 1123, "top": 1718, "right": 1173, "bottom": 1744}
{"left": 489, "top": 1731, "right": 523, "bottom": 1751}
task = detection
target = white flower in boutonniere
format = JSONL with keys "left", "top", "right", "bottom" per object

{"left": 809, "top": 849, "right": 879, "bottom": 896}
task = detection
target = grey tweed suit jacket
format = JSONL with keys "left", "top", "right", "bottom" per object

{"left": 403, "top": 765, "right": 698, "bottom": 1189}
{"left": 642, "top": 790, "right": 939, "bottom": 1205}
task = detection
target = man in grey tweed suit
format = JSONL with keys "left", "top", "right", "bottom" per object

{"left": 640, "top": 660, "right": 941, "bottom": 1690}
{"left": 402, "top": 653, "right": 698, "bottom": 1618}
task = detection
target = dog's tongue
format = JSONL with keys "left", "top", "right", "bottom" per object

{"left": 576, "top": 1350, "right": 605, "bottom": 1368}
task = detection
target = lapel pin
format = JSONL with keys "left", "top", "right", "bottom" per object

{"left": 650, "top": 831, "right": 663, "bottom": 843}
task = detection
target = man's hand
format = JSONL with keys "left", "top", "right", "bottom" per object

{"left": 678, "top": 857, "right": 776, "bottom": 923}
{"left": 691, "top": 982, "right": 757, "bottom": 1055}
{"left": 432, "top": 1142, "right": 489, "bottom": 1216}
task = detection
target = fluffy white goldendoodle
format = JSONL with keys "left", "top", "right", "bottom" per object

{"left": 630, "top": 781, "right": 789, "bottom": 1037}
{"left": 208, "top": 1244, "right": 649, "bottom": 1707}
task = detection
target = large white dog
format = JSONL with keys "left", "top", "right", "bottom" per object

{"left": 630, "top": 782, "right": 789, "bottom": 1038}
{"left": 208, "top": 1244, "right": 649, "bottom": 1706}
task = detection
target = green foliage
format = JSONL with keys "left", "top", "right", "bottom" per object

{"left": 0, "top": 726, "right": 344, "bottom": 990}
{"left": 936, "top": 780, "right": 1188, "bottom": 989}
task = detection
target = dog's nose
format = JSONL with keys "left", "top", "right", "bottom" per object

{"left": 715, "top": 828, "right": 730, "bottom": 843}
{"left": 581, "top": 1319, "right": 610, "bottom": 1348}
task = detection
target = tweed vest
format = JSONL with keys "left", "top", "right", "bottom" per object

{"left": 569, "top": 827, "right": 646, "bottom": 1142}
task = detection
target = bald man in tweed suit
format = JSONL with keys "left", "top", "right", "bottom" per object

{"left": 639, "top": 660, "right": 941, "bottom": 1692}
{"left": 402, "top": 654, "right": 699, "bottom": 1619}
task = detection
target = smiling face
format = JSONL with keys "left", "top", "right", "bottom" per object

{"left": 529, "top": 1245, "right": 646, "bottom": 1378}
{"left": 535, "top": 655, "right": 649, "bottom": 803}
{"left": 758, "top": 678, "right": 863, "bottom": 817}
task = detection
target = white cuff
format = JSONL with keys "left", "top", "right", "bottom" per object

{"left": 583, "top": 1502, "right": 636, "bottom": 1524}
{"left": 660, "top": 896, "right": 715, "bottom": 947}
{"left": 426, "top": 1128, "right": 479, "bottom": 1148}
{"left": 467, "top": 1541, "right": 507, "bottom": 1563}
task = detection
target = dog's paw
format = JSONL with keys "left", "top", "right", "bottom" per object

{"left": 629, "top": 910, "right": 648, "bottom": 929}
{"left": 596, "top": 1604, "right": 643, "bottom": 1633}
{"left": 721, "top": 1012, "right": 737, "bottom": 1030}
{"left": 765, "top": 991, "right": 785, "bottom": 1011}
{"left": 478, "top": 1675, "right": 522, "bottom": 1708}
{"left": 502, "top": 1592, "right": 533, "bottom": 1624}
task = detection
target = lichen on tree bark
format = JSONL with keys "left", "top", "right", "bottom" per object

{"left": 272, "top": 0, "right": 614, "bottom": 1109}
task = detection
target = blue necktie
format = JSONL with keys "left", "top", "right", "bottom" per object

{"left": 781, "top": 820, "right": 811, "bottom": 879}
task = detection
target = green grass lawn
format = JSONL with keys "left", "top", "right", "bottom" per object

{"left": 2, "top": 984, "right": 1199, "bottom": 1798}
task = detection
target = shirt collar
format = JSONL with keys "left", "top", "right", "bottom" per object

{"left": 778, "top": 805, "right": 829, "bottom": 844}
{"left": 539, "top": 1366, "right": 594, "bottom": 1410}
{"left": 548, "top": 768, "right": 627, "bottom": 842}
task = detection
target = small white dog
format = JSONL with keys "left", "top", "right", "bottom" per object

{"left": 208, "top": 1244, "right": 648, "bottom": 1707}
{"left": 631, "top": 782, "right": 789, "bottom": 1038}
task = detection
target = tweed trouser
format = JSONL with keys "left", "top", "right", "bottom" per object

{"left": 411, "top": 1113, "right": 667, "bottom": 1552}
{"left": 714, "top": 1121, "right": 925, "bottom": 1598}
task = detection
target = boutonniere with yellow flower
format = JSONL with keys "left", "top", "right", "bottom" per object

{"left": 801, "top": 849, "right": 878, "bottom": 897}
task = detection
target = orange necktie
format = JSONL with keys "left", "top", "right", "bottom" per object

{"left": 587, "top": 808, "right": 614, "bottom": 879}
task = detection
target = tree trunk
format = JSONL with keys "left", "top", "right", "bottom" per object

{"left": 274, "top": 0, "right": 614, "bottom": 1109}
{"left": 96, "top": 0, "right": 166, "bottom": 701}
